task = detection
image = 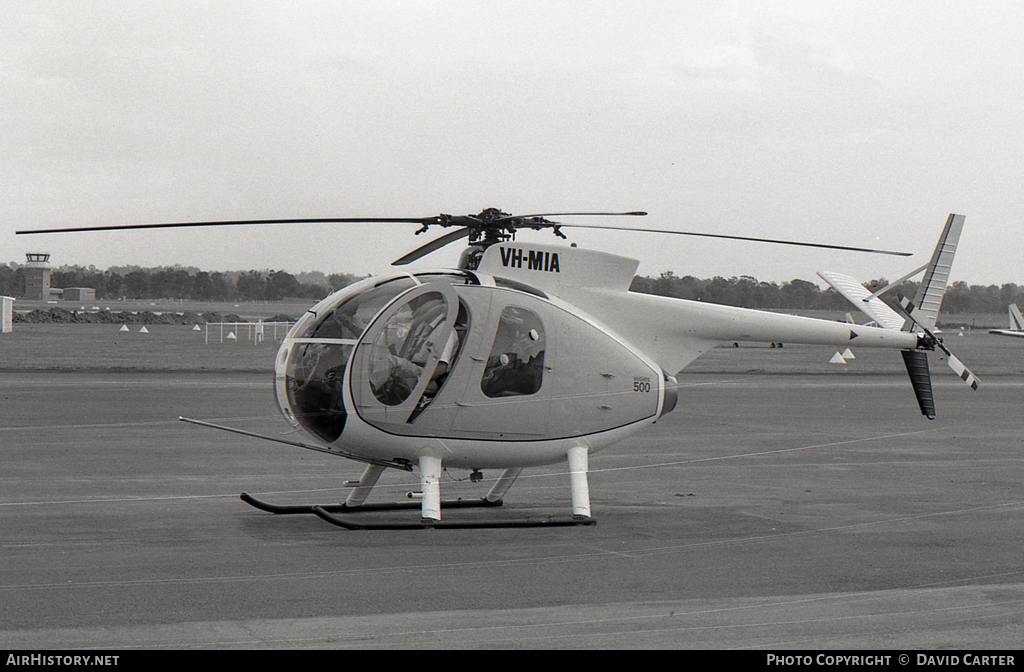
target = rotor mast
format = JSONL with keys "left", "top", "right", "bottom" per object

{"left": 423, "top": 208, "right": 643, "bottom": 270}
{"left": 452, "top": 208, "right": 557, "bottom": 270}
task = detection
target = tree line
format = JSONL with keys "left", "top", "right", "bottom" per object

{"left": 0, "top": 264, "right": 364, "bottom": 302}
{"left": 2, "top": 262, "right": 1022, "bottom": 314}
{"left": 629, "top": 271, "right": 1024, "bottom": 314}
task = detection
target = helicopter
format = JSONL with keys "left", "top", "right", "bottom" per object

{"left": 17, "top": 209, "right": 979, "bottom": 529}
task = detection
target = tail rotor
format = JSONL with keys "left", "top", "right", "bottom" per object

{"left": 819, "top": 213, "right": 979, "bottom": 419}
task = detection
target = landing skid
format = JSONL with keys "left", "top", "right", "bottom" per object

{"left": 239, "top": 492, "right": 504, "bottom": 515}
{"left": 311, "top": 506, "right": 595, "bottom": 530}
{"left": 240, "top": 492, "right": 595, "bottom": 529}
{"left": 240, "top": 447, "right": 598, "bottom": 530}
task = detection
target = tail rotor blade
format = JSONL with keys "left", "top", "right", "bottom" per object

{"left": 939, "top": 346, "right": 981, "bottom": 390}
{"left": 892, "top": 295, "right": 980, "bottom": 391}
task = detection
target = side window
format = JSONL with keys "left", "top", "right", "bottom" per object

{"left": 481, "top": 306, "right": 545, "bottom": 398}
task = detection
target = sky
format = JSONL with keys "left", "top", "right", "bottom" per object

{"left": 3, "top": 1, "right": 1023, "bottom": 287}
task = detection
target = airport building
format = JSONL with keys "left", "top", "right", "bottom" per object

{"left": 23, "top": 252, "right": 52, "bottom": 301}
{"left": 20, "top": 253, "right": 96, "bottom": 302}
{"left": 64, "top": 287, "right": 96, "bottom": 302}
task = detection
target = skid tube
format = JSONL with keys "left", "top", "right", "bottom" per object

{"left": 240, "top": 492, "right": 504, "bottom": 515}
{"left": 240, "top": 493, "right": 595, "bottom": 529}
{"left": 311, "top": 505, "right": 596, "bottom": 530}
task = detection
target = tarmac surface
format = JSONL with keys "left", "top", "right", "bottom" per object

{"left": 1, "top": 365, "right": 1022, "bottom": 649}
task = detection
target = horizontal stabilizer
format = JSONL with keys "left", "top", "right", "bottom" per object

{"left": 817, "top": 271, "right": 905, "bottom": 330}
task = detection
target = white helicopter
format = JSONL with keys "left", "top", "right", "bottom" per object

{"left": 18, "top": 210, "right": 979, "bottom": 529}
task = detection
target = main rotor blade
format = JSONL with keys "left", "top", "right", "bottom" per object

{"left": 392, "top": 227, "right": 471, "bottom": 266}
{"left": 15, "top": 217, "right": 433, "bottom": 235}
{"left": 496, "top": 211, "right": 647, "bottom": 223}
{"left": 552, "top": 224, "right": 912, "bottom": 257}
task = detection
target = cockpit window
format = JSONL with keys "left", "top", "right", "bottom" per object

{"left": 285, "top": 341, "right": 352, "bottom": 443}
{"left": 280, "top": 277, "right": 418, "bottom": 443}
{"left": 305, "top": 277, "right": 417, "bottom": 341}
{"left": 481, "top": 306, "right": 545, "bottom": 397}
{"left": 367, "top": 291, "right": 449, "bottom": 406}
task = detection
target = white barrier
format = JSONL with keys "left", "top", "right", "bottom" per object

{"left": 205, "top": 321, "right": 294, "bottom": 345}
{"left": 1, "top": 296, "right": 13, "bottom": 334}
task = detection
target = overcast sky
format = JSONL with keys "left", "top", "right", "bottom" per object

{"left": 3, "top": 1, "right": 1022, "bottom": 286}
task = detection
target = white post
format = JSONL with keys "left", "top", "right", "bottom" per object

{"left": 1, "top": 296, "right": 13, "bottom": 334}
{"left": 567, "top": 444, "right": 591, "bottom": 518}
{"left": 419, "top": 454, "right": 443, "bottom": 522}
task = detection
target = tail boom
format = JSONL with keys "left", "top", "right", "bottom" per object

{"left": 582, "top": 287, "right": 923, "bottom": 375}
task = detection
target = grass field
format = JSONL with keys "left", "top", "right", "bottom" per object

{"left": 12, "top": 297, "right": 317, "bottom": 321}
{"left": 0, "top": 323, "right": 280, "bottom": 372}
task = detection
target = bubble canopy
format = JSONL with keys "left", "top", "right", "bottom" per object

{"left": 274, "top": 273, "right": 470, "bottom": 444}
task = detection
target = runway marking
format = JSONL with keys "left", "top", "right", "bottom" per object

{"left": 589, "top": 426, "right": 958, "bottom": 474}
{"left": 614, "top": 499, "right": 1024, "bottom": 559}
{"left": 0, "top": 378, "right": 268, "bottom": 388}
{"left": 0, "top": 424, "right": 1004, "bottom": 507}
{"left": 0, "top": 487, "right": 347, "bottom": 508}
{"left": 0, "top": 419, "right": 183, "bottom": 433}
{"left": 0, "top": 493, "right": 239, "bottom": 507}
{"left": 0, "top": 415, "right": 281, "bottom": 433}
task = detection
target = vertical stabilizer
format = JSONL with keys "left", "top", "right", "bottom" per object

{"left": 905, "top": 213, "right": 964, "bottom": 331}
{"left": 1010, "top": 304, "right": 1024, "bottom": 331}
{"left": 823, "top": 213, "right": 977, "bottom": 418}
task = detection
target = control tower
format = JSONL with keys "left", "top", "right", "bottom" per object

{"left": 24, "top": 252, "right": 52, "bottom": 301}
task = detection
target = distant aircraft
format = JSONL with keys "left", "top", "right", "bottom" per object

{"left": 989, "top": 304, "right": 1024, "bottom": 338}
